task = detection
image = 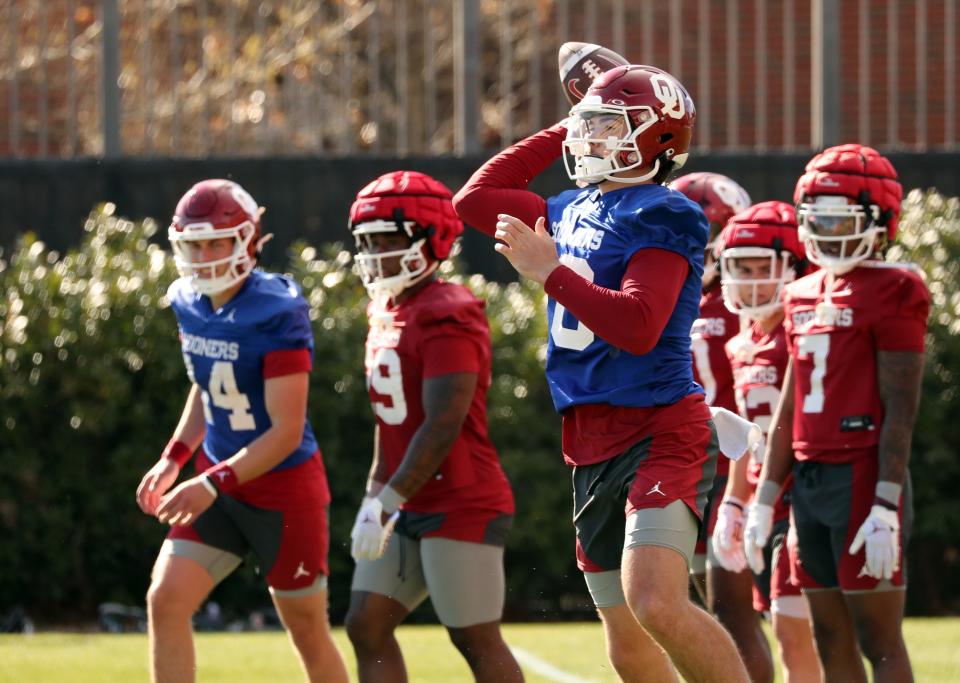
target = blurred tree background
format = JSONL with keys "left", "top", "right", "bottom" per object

{"left": 1, "top": 195, "right": 959, "bottom": 625}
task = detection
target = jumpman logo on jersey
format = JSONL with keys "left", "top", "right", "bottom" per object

{"left": 222, "top": 309, "right": 236, "bottom": 323}
{"left": 646, "top": 481, "right": 666, "bottom": 496}
{"left": 213, "top": 471, "right": 230, "bottom": 482}
{"left": 293, "top": 562, "right": 310, "bottom": 580}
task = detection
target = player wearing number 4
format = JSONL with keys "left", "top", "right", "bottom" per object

{"left": 455, "top": 65, "right": 749, "bottom": 683}
{"left": 746, "top": 145, "right": 929, "bottom": 682}
{"left": 344, "top": 171, "right": 521, "bottom": 683}
{"left": 135, "top": 179, "right": 348, "bottom": 683}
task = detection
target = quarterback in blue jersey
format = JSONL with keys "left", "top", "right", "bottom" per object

{"left": 455, "top": 65, "right": 749, "bottom": 682}
{"left": 135, "top": 179, "right": 347, "bottom": 683}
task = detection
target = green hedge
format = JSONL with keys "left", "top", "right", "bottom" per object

{"left": 1, "top": 195, "right": 959, "bottom": 622}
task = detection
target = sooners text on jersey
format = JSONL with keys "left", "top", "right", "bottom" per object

{"left": 168, "top": 270, "right": 319, "bottom": 470}
{"left": 543, "top": 184, "right": 707, "bottom": 412}
{"left": 782, "top": 263, "right": 930, "bottom": 462}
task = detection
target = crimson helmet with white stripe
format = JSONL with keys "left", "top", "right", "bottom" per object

{"left": 348, "top": 171, "right": 463, "bottom": 297}
{"left": 168, "top": 179, "right": 265, "bottom": 295}
{"left": 563, "top": 64, "right": 696, "bottom": 185}
{"left": 717, "top": 201, "right": 808, "bottom": 319}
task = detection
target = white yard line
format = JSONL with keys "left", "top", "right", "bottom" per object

{"left": 511, "top": 647, "right": 598, "bottom": 683}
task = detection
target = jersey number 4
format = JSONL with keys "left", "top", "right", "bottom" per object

{"left": 205, "top": 361, "right": 256, "bottom": 430}
{"left": 796, "top": 333, "right": 829, "bottom": 414}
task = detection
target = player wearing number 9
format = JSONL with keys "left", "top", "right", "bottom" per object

{"left": 749, "top": 145, "right": 930, "bottom": 681}
{"left": 455, "top": 65, "right": 751, "bottom": 682}
{"left": 344, "top": 171, "right": 520, "bottom": 683}
{"left": 135, "top": 179, "right": 348, "bottom": 683}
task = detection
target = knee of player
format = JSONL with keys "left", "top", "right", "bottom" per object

{"left": 624, "top": 585, "right": 677, "bottom": 635}
{"left": 145, "top": 580, "right": 196, "bottom": 621}
{"left": 447, "top": 624, "right": 507, "bottom": 662}
{"left": 344, "top": 606, "right": 395, "bottom": 648}
{"left": 853, "top": 621, "right": 907, "bottom": 665}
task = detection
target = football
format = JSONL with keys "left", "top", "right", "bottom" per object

{"left": 558, "top": 42, "right": 629, "bottom": 106}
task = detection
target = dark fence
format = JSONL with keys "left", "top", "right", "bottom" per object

{"left": 3, "top": 152, "right": 960, "bottom": 280}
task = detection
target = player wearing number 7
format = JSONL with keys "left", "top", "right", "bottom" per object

{"left": 455, "top": 65, "right": 749, "bottom": 683}
{"left": 135, "top": 179, "right": 348, "bottom": 683}
{"left": 746, "top": 145, "right": 929, "bottom": 682}
{"left": 344, "top": 171, "right": 521, "bottom": 683}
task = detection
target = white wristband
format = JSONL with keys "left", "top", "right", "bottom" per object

{"left": 200, "top": 475, "right": 219, "bottom": 499}
{"left": 377, "top": 485, "right": 407, "bottom": 515}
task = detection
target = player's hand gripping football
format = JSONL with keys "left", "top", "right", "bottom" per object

{"left": 351, "top": 497, "right": 400, "bottom": 561}
{"left": 136, "top": 457, "right": 182, "bottom": 516}
{"left": 743, "top": 501, "right": 774, "bottom": 574}
{"left": 712, "top": 499, "right": 748, "bottom": 573}
{"left": 155, "top": 476, "right": 217, "bottom": 526}
{"left": 848, "top": 504, "right": 900, "bottom": 580}
{"left": 494, "top": 215, "right": 560, "bottom": 284}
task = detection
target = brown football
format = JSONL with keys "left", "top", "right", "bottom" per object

{"left": 558, "top": 42, "right": 629, "bottom": 106}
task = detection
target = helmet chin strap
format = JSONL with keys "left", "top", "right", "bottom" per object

{"left": 602, "top": 157, "right": 660, "bottom": 184}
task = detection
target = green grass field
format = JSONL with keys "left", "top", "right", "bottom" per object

{"left": 1, "top": 619, "right": 958, "bottom": 682}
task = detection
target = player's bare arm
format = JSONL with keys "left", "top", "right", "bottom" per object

{"left": 136, "top": 383, "right": 206, "bottom": 516}
{"left": 386, "top": 371, "right": 479, "bottom": 499}
{"left": 156, "top": 371, "right": 309, "bottom": 526}
{"left": 758, "top": 358, "right": 796, "bottom": 488}
{"left": 364, "top": 424, "right": 388, "bottom": 497}
{"left": 494, "top": 214, "right": 560, "bottom": 284}
{"left": 875, "top": 349, "right": 925, "bottom": 486}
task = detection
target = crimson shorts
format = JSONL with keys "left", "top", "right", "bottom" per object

{"left": 168, "top": 450, "right": 331, "bottom": 592}
{"left": 573, "top": 419, "right": 718, "bottom": 572}
{"left": 789, "top": 453, "right": 912, "bottom": 592}
{"left": 394, "top": 508, "right": 513, "bottom": 546}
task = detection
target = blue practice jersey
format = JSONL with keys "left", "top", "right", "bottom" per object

{"left": 544, "top": 183, "right": 707, "bottom": 411}
{"left": 168, "top": 270, "right": 318, "bottom": 470}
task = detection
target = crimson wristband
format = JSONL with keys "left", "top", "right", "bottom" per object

{"left": 160, "top": 440, "right": 193, "bottom": 468}
{"left": 205, "top": 461, "right": 240, "bottom": 494}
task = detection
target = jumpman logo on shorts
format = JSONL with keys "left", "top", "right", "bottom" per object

{"left": 646, "top": 481, "right": 666, "bottom": 496}
{"left": 293, "top": 562, "right": 310, "bottom": 580}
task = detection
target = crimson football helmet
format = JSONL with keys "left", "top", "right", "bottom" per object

{"left": 717, "top": 201, "right": 808, "bottom": 319}
{"left": 669, "top": 172, "right": 752, "bottom": 245}
{"left": 794, "top": 144, "right": 902, "bottom": 274}
{"left": 168, "top": 179, "right": 266, "bottom": 295}
{"left": 349, "top": 171, "right": 463, "bottom": 297}
{"left": 563, "top": 64, "right": 696, "bottom": 185}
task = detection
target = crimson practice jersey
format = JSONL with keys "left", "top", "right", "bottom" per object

{"left": 691, "top": 287, "right": 740, "bottom": 475}
{"left": 365, "top": 280, "right": 514, "bottom": 514}
{"left": 783, "top": 262, "right": 930, "bottom": 462}
{"left": 727, "top": 321, "right": 791, "bottom": 520}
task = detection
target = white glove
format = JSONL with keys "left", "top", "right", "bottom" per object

{"left": 848, "top": 505, "right": 900, "bottom": 580}
{"left": 350, "top": 497, "right": 399, "bottom": 561}
{"left": 711, "top": 499, "right": 748, "bottom": 573}
{"left": 743, "top": 502, "right": 774, "bottom": 575}
{"left": 709, "top": 407, "right": 763, "bottom": 462}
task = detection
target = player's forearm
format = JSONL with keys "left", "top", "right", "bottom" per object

{"left": 453, "top": 124, "right": 564, "bottom": 236}
{"left": 222, "top": 421, "right": 304, "bottom": 484}
{"left": 387, "top": 420, "right": 464, "bottom": 499}
{"left": 876, "top": 350, "right": 925, "bottom": 487}
{"left": 543, "top": 249, "right": 686, "bottom": 355}
{"left": 170, "top": 385, "right": 206, "bottom": 451}
{"left": 759, "top": 364, "right": 796, "bottom": 487}
{"left": 724, "top": 453, "right": 752, "bottom": 502}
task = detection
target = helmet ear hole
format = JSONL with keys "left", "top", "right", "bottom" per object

{"left": 659, "top": 133, "right": 674, "bottom": 144}
{"left": 626, "top": 152, "right": 639, "bottom": 163}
